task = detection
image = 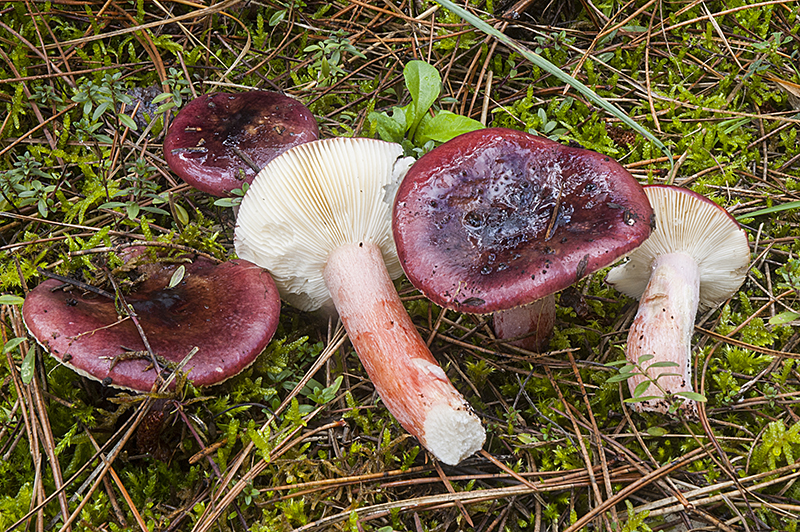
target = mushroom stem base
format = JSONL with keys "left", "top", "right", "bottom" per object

{"left": 324, "top": 242, "right": 485, "bottom": 465}
{"left": 626, "top": 252, "right": 700, "bottom": 416}
{"left": 493, "top": 294, "right": 556, "bottom": 352}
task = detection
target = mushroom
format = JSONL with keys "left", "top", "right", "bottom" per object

{"left": 492, "top": 295, "right": 557, "bottom": 351}
{"left": 392, "top": 127, "right": 654, "bottom": 351}
{"left": 605, "top": 185, "right": 750, "bottom": 415}
{"left": 234, "top": 137, "right": 485, "bottom": 465}
{"left": 22, "top": 253, "right": 281, "bottom": 391}
{"left": 164, "top": 90, "right": 319, "bottom": 197}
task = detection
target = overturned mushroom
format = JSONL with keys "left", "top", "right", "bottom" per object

{"left": 234, "top": 137, "right": 485, "bottom": 465}
{"left": 23, "top": 254, "right": 281, "bottom": 391}
{"left": 393, "top": 128, "right": 653, "bottom": 350}
{"left": 164, "top": 90, "right": 318, "bottom": 196}
{"left": 606, "top": 185, "right": 750, "bottom": 415}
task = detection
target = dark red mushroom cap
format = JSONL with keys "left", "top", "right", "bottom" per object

{"left": 22, "top": 256, "right": 281, "bottom": 391}
{"left": 393, "top": 128, "right": 653, "bottom": 313}
{"left": 164, "top": 91, "right": 319, "bottom": 196}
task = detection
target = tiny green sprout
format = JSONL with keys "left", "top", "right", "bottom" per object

{"left": 369, "top": 60, "right": 483, "bottom": 154}
{"left": 242, "top": 482, "right": 260, "bottom": 506}
{"left": 213, "top": 183, "right": 249, "bottom": 208}
{"left": 308, "top": 375, "right": 343, "bottom": 405}
{"left": 617, "top": 499, "right": 653, "bottom": 532}
{"left": 607, "top": 354, "right": 707, "bottom": 409}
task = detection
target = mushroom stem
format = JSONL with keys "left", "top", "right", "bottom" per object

{"left": 493, "top": 295, "right": 556, "bottom": 351}
{"left": 324, "top": 241, "right": 485, "bottom": 465}
{"left": 626, "top": 252, "right": 700, "bottom": 415}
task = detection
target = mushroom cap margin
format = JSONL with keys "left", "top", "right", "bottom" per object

{"left": 605, "top": 184, "right": 750, "bottom": 309}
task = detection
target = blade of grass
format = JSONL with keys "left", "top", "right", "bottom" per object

{"left": 736, "top": 201, "right": 800, "bottom": 221}
{"left": 434, "top": 0, "right": 673, "bottom": 167}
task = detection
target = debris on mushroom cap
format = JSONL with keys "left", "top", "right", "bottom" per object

{"left": 235, "top": 136, "right": 415, "bottom": 312}
{"left": 22, "top": 255, "right": 281, "bottom": 391}
{"left": 393, "top": 127, "right": 654, "bottom": 314}
{"left": 164, "top": 91, "right": 319, "bottom": 196}
{"left": 606, "top": 185, "right": 750, "bottom": 309}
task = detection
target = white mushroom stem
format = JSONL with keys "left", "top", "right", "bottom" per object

{"left": 493, "top": 294, "right": 556, "bottom": 352}
{"left": 626, "top": 252, "right": 699, "bottom": 415}
{"left": 324, "top": 241, "right": 485, "bottom": 465}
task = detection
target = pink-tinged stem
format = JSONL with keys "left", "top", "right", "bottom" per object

{"left": 493, "top": 294, "right": 557, "bottom": 352}
{"left": 626, "top": 252, "right": 700, "bottom": 416}
{"left": 324, "top": 242, "right": 485, "bottom": 465}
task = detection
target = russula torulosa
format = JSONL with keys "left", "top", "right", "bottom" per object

{"left": 606, "top": 185, "right": 750, "bottom": 415}
{"left": 164, "top": 90, "right": 318, "bottom": 196}
{"left": 234, "top": 137, "right": 485, "bottom": 465}
{"left": 392, "top": 128, "right": 654, "bottom": 350}
{"left": 23, "top": 254, "right": 281, "bottom": 391}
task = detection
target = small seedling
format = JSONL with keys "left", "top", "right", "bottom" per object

{"left": 369, "top": 60, "right": 484, "bottom": 155}
{"left": 606, "top": 354, "right": 707, "bottom": 414}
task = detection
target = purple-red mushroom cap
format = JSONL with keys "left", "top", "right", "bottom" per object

{"left": 22, "top": 256, "right": 281, "bottom": 391}
{"left": 164, "top": 91, "right": 318, "bottom": 196}
{"left": 393, "top": 128, "right": 654, "bottom": 314}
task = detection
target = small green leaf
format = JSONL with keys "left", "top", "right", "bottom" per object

{"left": 618, "top": 364, "right": 636, "bottom": 374}
{"left": 607, "top": 372, "right": 637, "bottom": 383}
{"left": 4, "top": 337, "right": 25, "bottom": 354}
{"left": 268, "top": 9, "right": 286, "bottom": 26}
{"left": 369, "top": 109, "right": 406, "bottom": 144}
{"left": 674, "top": 391, "right": 707, "bottom": 402}
{"left": 646, "top": 426, "right": 667, "bottom": 437}
{"left": 93, "top": 101, "right": 111, "bottom": 121}
{"left": 21, "top": 349, "right": 35, "bottom": 385}
{"left": 168, "top": 265, "right": 186, "bottom": 289}
{"left": 404, "top": 60, "right": 441, "bottom": 135}
{"left": 151, "top": 92, "right": 173, "bottom": 104}
{"left": 0, "top": 295, "right": 25, "bottom": 305}
{"left": 624, "top": 395, "right": 661, "bottom": 403}
{"left": 632, "top": 380, "right": 652, "bottom": 398}
{"left": 174, "top": 203, "right": 189, "bottom": 226}
{"left": 156, "top": 102, "right": 175, "bottom": 114}
{"left": 647, "top": 361, "right": 680, "bottom": 368}
{"left": 769, "top": 310, "right": 800, "bottom": 326}
{"left": 214, "top": 197, "right": 241, "bottom": 208}
{"left": 118, "top": 113, "right": 138, "bottom": 131}
{"left": 99, "top": 201, "right": 127, "bottom": 209}
{"left": 125, "top": 202, "right": 140, "bottom": 219}
{"left": 415, "top": 110, "right": 484, "bottom": 144}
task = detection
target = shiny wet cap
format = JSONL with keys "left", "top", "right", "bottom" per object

{"left": 164, "top": 91, "right": 318, "bottom": 196}
{"left": 393, "top": 128, "right": 654, "bottom": 313}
